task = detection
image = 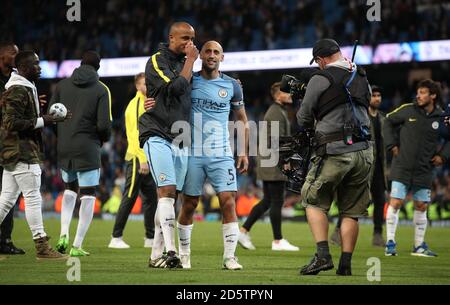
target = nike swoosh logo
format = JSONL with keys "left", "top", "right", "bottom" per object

{"left": 408, "top": 118, "right": 416, "bottom": 122}
{"left": 225, "top": 234, "right": 236, "bottom": 238}
{"left": 227, "top": 182, "right": 234, "bottom": 185}
{"left": 165, "top": 218, "right": 175, "bottom": 221}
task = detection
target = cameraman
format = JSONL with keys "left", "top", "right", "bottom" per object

{"left": 330, "top": 85, "right": 388, "bottom": 247}
{"left": 296, "top": 39, "right": 373, "bottom": 276}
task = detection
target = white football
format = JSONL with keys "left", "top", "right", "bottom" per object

{"left": 49, "top": 103, "right": 67, "bottom": 119}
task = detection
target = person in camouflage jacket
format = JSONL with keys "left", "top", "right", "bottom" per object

{"left": 0, "top": 51, "right": 66, "bottom": 260}
{"left": 0, "top": 82, "right": 44, "bottom": 168}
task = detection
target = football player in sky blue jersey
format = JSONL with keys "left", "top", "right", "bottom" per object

{"left": 178, "top": 41, "right": 249, "bottom": 270}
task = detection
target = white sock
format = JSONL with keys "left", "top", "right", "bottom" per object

{"left": 386, "top": 205, "right": 399, "bottom": 243}
{"left": 158, "top": 197, "right": 176, "bottom": 253}
{"left": 73, "top": 195, "right": 95, "bottom": 249}
{"left": 151, "top": 206, "right": 165, "bottom": 260}
{"left": 60, "top": 190, "right": 77, "bottom": 238}
{"left": 178, "top": 222, "right": 193, "bottom": 256}
{"left": 223, "top": 222, "right": 239, "bottom": 259}
{"left": 414, "top": 210, "right": 428, "bottom": 248}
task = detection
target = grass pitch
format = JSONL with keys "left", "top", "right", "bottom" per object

{"left": 1, "top": 218, "right": 449, "bottom": 285}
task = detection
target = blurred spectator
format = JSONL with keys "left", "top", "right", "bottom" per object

{"left": 236, "top": 185, "right": 261, "bottom": 217}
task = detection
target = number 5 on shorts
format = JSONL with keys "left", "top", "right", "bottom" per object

{"left": 228, "top": 169, "right": 235, "bottom": 182}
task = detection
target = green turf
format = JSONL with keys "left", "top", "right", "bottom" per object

{"left": 0, "top": 218, "right": 449, "bottom": 284}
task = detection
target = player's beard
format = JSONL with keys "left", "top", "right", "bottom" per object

{"left": 370, "top": 102, "right": 380, "bottom": 110}
{"left": 417, "top": 98, "right": 432, "bottom": 108}
{"left": 202, "top": 62, "right": 217, "bottom": 74}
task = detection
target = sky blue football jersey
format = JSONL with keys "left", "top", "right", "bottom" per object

{"left": 190, "top": 72, "right": 244, "bottom": 157}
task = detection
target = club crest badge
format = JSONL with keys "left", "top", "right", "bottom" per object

{"left": 218, "top": 88, "right": 228, "bottom": 98}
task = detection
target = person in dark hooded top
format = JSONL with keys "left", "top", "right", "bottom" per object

{"left": 49, "top": 51, "right": 112, "bottom": 257}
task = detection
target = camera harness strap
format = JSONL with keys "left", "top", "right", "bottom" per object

{"left": 343, "top": 68, "right": 370, "bottom": 145}
{"left": 343, "top": 68, "right": 358, "bottom": 145}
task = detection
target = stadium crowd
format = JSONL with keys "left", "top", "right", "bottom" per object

{"left": 0, "top": 0, "right": 448, "bottom": 60}
{"left": 2, "top": 0, "right": 449, "bottom": 220}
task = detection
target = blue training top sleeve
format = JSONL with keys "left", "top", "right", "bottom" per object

{"left": 231, "top": 79, "right": 244, "bottom": 109}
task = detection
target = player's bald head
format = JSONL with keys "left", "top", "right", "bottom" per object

{"left": 168, "top": 22, "right": 195, "bottom": 55}
{"left": 200, "top": 40, "right": 224, "bottom": 73}
{"left": 201, "top": 41, "right": 223, "bottom": 54}
{"left": 169, "top": 22, "right": 195, "bottom": 36}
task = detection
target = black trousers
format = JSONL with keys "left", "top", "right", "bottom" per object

{"left": 0, "top": 166, "right": 14, "bottom": 243}
{"left": 371, "top": 167, "right": 386, "bottom": 234}
{"left": 112, "top": 159, "right": 157, "bottom": 239}
{"left": 242, "top": 181, "right": 285, "bottom": 240}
